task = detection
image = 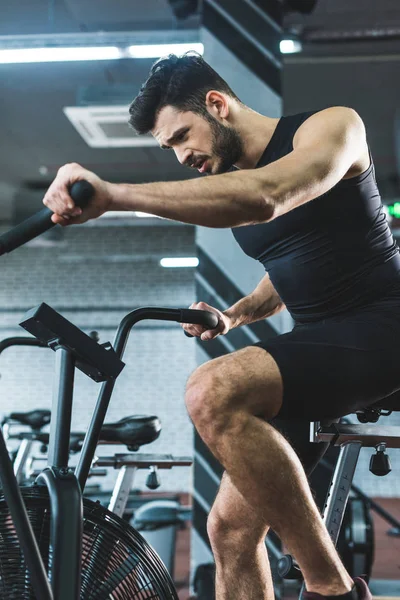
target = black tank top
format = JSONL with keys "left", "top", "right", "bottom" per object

{"left": 232, "top": 110, "right": 400, "bottom": 323}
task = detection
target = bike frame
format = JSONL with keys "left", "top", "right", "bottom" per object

{"left": 0, "top": 306, "right": 215, "bottom": 600}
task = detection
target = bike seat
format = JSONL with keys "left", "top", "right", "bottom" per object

{"left": 8, "top": 409, "right": 51, "bottom": 430}
{"left": 25, "top": 416, "right": 161, "bottom": 452}
{"left": 100, "top": 415, "right": 162, "bottom": 450}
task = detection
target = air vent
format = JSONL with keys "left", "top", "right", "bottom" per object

{"left": 63, "top": 106, "right": 158, "bottom": 148}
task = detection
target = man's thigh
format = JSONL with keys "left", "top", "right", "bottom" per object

{"left": 196, "top": 346, "right": 284, "bottom": 421}
{"left": 197, "top": 345, "right": 335, "bottom": 476}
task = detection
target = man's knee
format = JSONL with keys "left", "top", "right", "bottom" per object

{"left": 185, "top": 348, "right": 283, "bottom": 431}
{"left": 185, "top": 363, "right": 244, "bottom": 437}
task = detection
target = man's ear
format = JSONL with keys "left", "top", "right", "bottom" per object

{"left": 205, "top": 90, "right": 229, "bottom": 120}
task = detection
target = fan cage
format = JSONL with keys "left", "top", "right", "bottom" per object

{"left": 0, "top": 485, "right": 178, "bottom": 599}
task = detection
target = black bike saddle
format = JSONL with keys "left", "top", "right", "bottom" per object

{"left": 69, "top": 415, "right": 162, "bottom": 451}
{"left": 18, "top": 416, "right": 162, "bottom": 452}
{"left": 8, "top": 409, "right": 51, "bottom": 430}
{"left": 100, "top": 415, "right": 162, "bottom": 451}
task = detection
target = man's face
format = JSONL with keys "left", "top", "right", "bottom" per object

{"left": 152, "top": 105, "right": 244, "bottom": 175}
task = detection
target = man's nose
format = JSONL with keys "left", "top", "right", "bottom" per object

{"left": 176, "top": 149, "right": 191, "bottom": 166}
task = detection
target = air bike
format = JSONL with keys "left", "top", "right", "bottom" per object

{"left": 0, "top": 181, "right": 218, "bottom": 599}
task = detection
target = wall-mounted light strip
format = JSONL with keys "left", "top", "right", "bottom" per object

{"left": 0, "top": 42, "right": 204, "bottom": 64}
{"left": 160, "top": 257, "right": 199, "bottom": 268}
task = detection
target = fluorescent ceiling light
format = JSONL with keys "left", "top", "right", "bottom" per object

{"left": 160, "top": 257, "right": 199, "bottom": 268}
{"left": 280, "top": 39, "right": 302, "bottom": 54}
{"left": 0, "top": 46, "right": 121, "bottom": 64}
{"left": 0, "top": 42, "right": 203, "bottom": 65}
{"left": 128, "top": 42, "right": 204, "bottom": 58}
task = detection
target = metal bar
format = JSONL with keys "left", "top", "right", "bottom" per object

{"left": 309, "top": 420, "right": 321, "bottom": 443}
{"left": 108, "top": 466, "right": 137, "bottom": 517}
{"left": 319, "top": 458, "right": 400, "bottom": 530}
{"left": 312, "top": 423, "right": 400, "bottom": 448}
{"left": 323, "top": 442, "right": 362, "bottom": 545}
{"left": 37, "top": 469, "right": 82, "bottom": 600}
{"left": 47, "top": 348, "right": 75, "bottom": 469}
{"left": 76, "top": 307, "right": 203, "bottom": 490}
{"left": 94, "top": 453, "right": 193, "bottom": 469}
{"left": 299, "top": 442, "right": 362, "bottom": 600}
{"left": 0, "top": 336, "right": 48, "bottom": 354}
{"left": 30, "top": 467, "right": 107, "bottom": 478}
{"left": 75, "top": 378, "right": 116, "bottom": 489}
{"left": 13, "top": 438, "right": 33, "bottom": 483}
{"left": 0, "top": 428, "right": 53, "bottom": 600}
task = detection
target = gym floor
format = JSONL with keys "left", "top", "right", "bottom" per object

{"left": 173, "top": 497, "right": 400, "bottom": 600}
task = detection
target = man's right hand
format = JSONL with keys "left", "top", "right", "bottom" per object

{"left": 182, "top": 301, "right": 233, "bottom": 341}
{"left": 43, "top": 163, "right": 112, "bottom": 226}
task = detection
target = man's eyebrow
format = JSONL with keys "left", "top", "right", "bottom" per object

{"left": 160, "top": 127, "right": 190, "bottom": 149}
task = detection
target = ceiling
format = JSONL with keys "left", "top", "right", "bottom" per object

{"left": 1, "top": 0, "right": 400, "bottom": 222}
{"left": 0, "top": 0, "right": 200, "bottom": 35}
{"left": 0, "top": 0, "right": 201, "bottom": 221}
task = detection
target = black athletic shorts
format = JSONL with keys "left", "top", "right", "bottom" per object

{"left": 255, "top": 280, "right": 400, "bottom": 475}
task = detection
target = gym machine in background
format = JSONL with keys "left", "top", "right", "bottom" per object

{"left": 0, "top": 181, "right": 219, "bottom": 599}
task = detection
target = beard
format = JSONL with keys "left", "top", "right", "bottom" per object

{"left": 207, "top": 116, "right": 245, "bottom": 174}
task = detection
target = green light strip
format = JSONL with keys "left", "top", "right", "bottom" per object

{"left": 387, "top": 203, "right": 400, "bottom": 219}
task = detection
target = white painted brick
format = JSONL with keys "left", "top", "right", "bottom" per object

{"left": 0, "top": 225, "right": 197, "bottom": 492}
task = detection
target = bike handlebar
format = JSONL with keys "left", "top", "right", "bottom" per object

{"left": 0, "top": 180, "right": 94, "bottom": 256}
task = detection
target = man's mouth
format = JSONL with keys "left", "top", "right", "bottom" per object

{"left": 189, "top": 157, "right": 208, "bottom": 172}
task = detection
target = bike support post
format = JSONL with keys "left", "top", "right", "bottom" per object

{"left": 37, "top": 345, "right": 82, "bottom": 600}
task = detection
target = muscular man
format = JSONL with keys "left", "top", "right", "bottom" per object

{"left": 43, "top": 53, "right": 400, "bottom": 600}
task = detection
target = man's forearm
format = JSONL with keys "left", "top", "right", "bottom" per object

{"left": 224, "top": 286, "right": 284, "bottom": 329}
{"left": 108, "top": 169, "right": 276, "bottom": 228}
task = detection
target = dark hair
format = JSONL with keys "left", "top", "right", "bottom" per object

{"left": 128, "top": 52, "right": 241, "bottom": 135}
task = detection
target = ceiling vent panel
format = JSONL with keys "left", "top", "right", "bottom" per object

{"left": 63, "top": 106, "right": 158, "bottom": 148}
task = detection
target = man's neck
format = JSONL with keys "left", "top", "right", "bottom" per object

{"left": 233, "top": 108, "right": 280, "bottom": 170}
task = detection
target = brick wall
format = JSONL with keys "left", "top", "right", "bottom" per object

{"left": 0, "top": 223, "right": 197, "bottom": 492}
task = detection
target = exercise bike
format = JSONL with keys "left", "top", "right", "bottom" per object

{"left": 0, "top": 181, "right": 218, "bottom": 600}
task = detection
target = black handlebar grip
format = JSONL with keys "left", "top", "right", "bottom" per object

{"left": 68, "top": 180, "right": 95, "bottom": 209}
{"left": 0, "top": 180, "right": 95, "bottom": 256}
{"left": 180, "top": 309, "right": 219, "bottom": 338}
